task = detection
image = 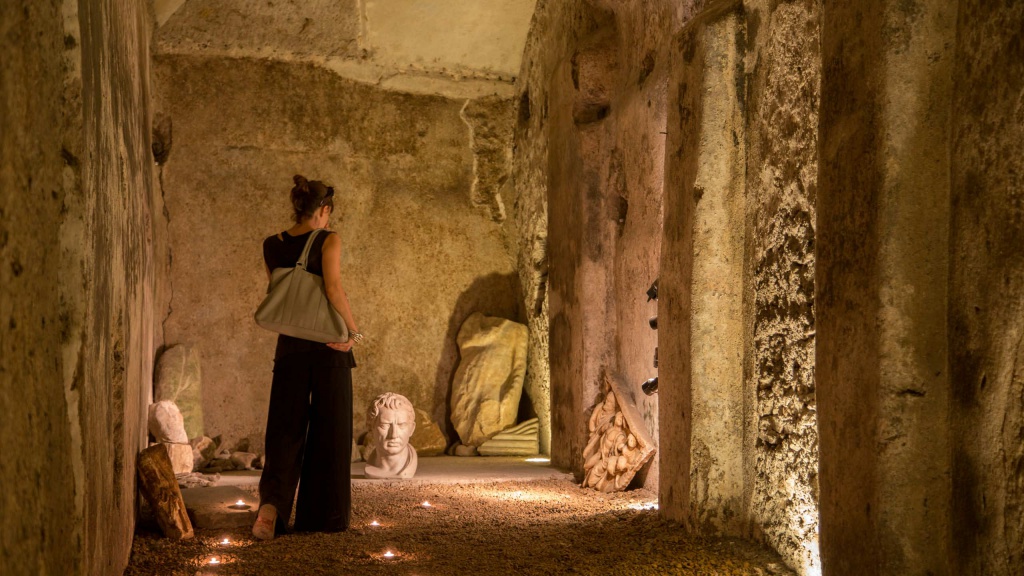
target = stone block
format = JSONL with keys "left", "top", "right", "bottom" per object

{"left": 137, "top": 445, "right": 194, "bottom": 540}
{"left": 164, "top": 443, "right": 194, "bottom": 475}
{"left": 230, "top": 451, "right": 258, "bottom": 470}
{"left": 148, "top": 400, "right": 188, "bottom": 444}
{"left": 450, "top": 313, "right": 528, "bottom": 446}
{"left": 154, "top": 345, "right": 204, "bottom": 439}
{"left": 180, "top": 486, "right": 257, "bottom": 530}
{"left": 410, "top": 408, "right": 448, "bottom": 456}
{"left": 190, "top": 436, "right": 216, "bottom": 469}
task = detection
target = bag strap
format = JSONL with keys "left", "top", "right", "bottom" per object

{"left": 295, "top": 229, "right": 323, "bottom": 270}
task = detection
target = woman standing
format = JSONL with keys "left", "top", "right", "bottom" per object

{"left": 253, "top": 175, "right": 361, "bottom": 539}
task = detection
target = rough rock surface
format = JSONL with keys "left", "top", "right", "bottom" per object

{"left": 744, "top": 1, "right": 820, "bottom": 570}
{"left": 450, "top": 313, "right": 528, "bottom": 446}
{"left": 409, "top": 409, "right": 448, "bottom": 457}
{"left": 190, "top": 436, "right": 216, "bottom": 469}
{"left": 149, "top": 401, "right": 194, "bottom": 474}
{"left": 137, "top": 445, "right": 194, "bottom": 540}
{"left": 149, "top": 400, "right": 189, "bottom": 444}
{"left": 453, "top": 444, "right": 479, "bottom": 457}
{"left": 163, "top": 444, "right": 195, "bottom": 476}
{"left": 1, "top": 0, "right": 158, "bottom": 573}
{"left": 230, "top": 452, "right": 259, "bottom": 470}
{"left": 154, "top": 345, "right": 204, "bottom": 439}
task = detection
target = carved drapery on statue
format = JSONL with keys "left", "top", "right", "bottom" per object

{"left": 582, "top": 374, "right": 656, "bottom": 492}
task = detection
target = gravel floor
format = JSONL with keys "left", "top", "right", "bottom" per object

{"left": 126, "top": 478, "right": 794, "bottom": 576}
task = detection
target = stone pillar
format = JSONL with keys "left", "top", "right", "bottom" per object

{"left": 659, "top": 0, "right": 746, "bottom": 533}
{"left": 817, "top": 0, "right": 955, "bottom": 573}
{"left": 949, "top": 1, "right": 1024, "bottom": 574}
{"left": 742, "top": 0, "right": 822, "bottom": 571}
{"left": 0, "top": 1, "right": 79, "bottom": 574}
{"left": 547, "top": 21, "right": 619, "bottom": 475}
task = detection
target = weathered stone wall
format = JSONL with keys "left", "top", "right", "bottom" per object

{"left": 514, "top": 0, "right": 673, "bottom": 481}
{"left": 511, "top": 0, "right": 585, "bottom": 463}
{"left": 1, "top": 1, "right": 155, "bottom": 574}
{"left": 658, "top": 1, "right": 825, "bottom": 569}
{"left": 154, "top": 54, "right": 518, "bottom": 450}
{"left": 817, "top": 0, "right": 1023, "bottom": 575}
{"left": 949, "top": 1, "right": 1024, "bottom": 573}
{"left": 1, "top": 1, "right": 78, "bottom": 573}
{"left": 743, "top": 0, "right": 821, "bottom": 571}
{"left": 660, "top": 0, "right": 747, "bottom": 535}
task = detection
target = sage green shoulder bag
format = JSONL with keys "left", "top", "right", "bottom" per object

{"left": 254, "top": 229, "right": 350, "bottom": 343}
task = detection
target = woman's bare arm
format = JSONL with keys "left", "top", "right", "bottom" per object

{"left": 321, "top": 232, "right": 358, "bottom": 348}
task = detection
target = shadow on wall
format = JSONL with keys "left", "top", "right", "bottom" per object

{"left": 431, "top": 272, "right": 522, "bottom": 445}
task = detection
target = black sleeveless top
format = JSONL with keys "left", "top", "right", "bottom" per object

{"left": 262, "top": 230, "right": 356, "bottom": 367}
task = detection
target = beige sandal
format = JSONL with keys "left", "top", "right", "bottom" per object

{"left": 252, "top": 504, "right": 278, "bottom": 540}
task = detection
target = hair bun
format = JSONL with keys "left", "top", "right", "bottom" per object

{"left": 293, "top": 174, "right": 309, "bottom": 191}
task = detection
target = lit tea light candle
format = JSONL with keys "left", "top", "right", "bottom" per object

{"left": 369, "top": 520, "right": 380, "bottom": 527}
{"left": 228, "top": 500, "right": 250, "bottom": 510}
{"left": 421, "top": 501, "right": 431, "bottom": 508}
{"left": 209, "top": 557, "right": 221, "bottom": 566}
{"left": 220, "top": 538, "right": 230, "bottom": 546}
{"left": 383, "top": 550, "right": 396, "bottom": 559}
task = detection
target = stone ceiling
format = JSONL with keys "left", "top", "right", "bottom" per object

{"left": 151, "top": 0, "right": 537, "bottom": 98}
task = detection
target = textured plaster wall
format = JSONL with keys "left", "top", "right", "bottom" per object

{"left": 154, "top": 54, "right": 518, "bottom": 450}
{"left": 743, "top": 0, "right": 821, "bottom": 571}
{"left": 949, "top": 0, "right": 1024, "bottom": 573}
{"left": 1, "top": 1, "right": 155, "bottom": 575}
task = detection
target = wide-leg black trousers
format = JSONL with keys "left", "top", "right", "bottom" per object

{"left": 258, "top": 352, "right": 352, "bottom": 533}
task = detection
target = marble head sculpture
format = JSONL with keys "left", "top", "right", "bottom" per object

{"left": 364, "top": 392, "right": 418, "bottom": 479}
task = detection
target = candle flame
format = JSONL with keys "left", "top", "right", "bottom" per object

{"left": 235, "top": 500, "right": 245, "bottom": 506}
{"left": 209, "top": 557, "right": 221, "bottom": 565}
{"left": 383, "top": 550, "right": 395, "bottom": 559}
{"left": 221, "top": 538, "right": 230, "bottom": 545}
{"left": 370, "top": 520, "right": 380, "bottom": 526}
{"left": 421, "top": 501, "right": 431, "bottom": 508}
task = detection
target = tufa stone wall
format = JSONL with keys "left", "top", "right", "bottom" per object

{"left": 1, "top": 1, "right": 78, "bottom": 573}
{"left": 743, "top": 0, "right": 821, "bottom": 570}
{"left": 660, "top": 0, "right": 747, "bottom": 535}
{"left": 511, "top": 0, "right": 587, "bottom": 460}
{"left": 949, "top": 0, "right": 1024, "bottom": 573}
{"left": 1, "top": 0, "right": 156, "bottom": 574}
{"left": 514, "top": 0, "right": 672, "bottom": 482}
{"left": 153, "top": 54, "right": 519, "bottom": 451}
{"left": 818, "top": 0, "right": 1024, "bottom": 574}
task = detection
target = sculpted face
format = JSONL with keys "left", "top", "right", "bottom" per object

{"left": 373, "top": 406, "right": 415, "bottom": 456}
